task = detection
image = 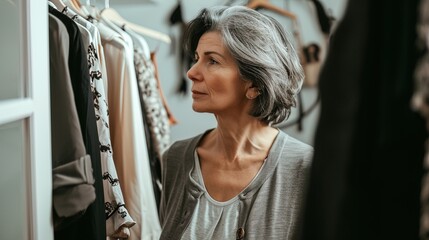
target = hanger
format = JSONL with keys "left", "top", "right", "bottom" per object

{"left": 246, "top": 0, "right": 296, "bottom": 19}
{"left": 61, "top": 0, "right": 88, "bottom": 17}
{"left": 50, "top": 0, "right": 82, "bottom": 18}
{"left": 50, "top": 0, "right": 67, "bottom": 10}
{"left": 80, "top": 0, "right": 102, "bottom": 20}
{"left": 100, "top": 7, "right": 171, "bottom": 44}
{"left": 48, "top": 1, "right": 58, "bottom": 9}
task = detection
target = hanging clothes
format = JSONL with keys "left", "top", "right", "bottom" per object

{"left": 49, "top": 3, "right": 171, "bottom": 239}
{"left": 168, "top": 1, "right": 192, "bottom": 96}
{"left": 94, "top": 17, "right": 162, "bottom": 240}
{"left": 150, "top": 51, "right": 178, "bottom": 125}
{"left": 60, "top": 8, "right": 137, "bottom": 237}
{"left": 309, "top": 0, "right": 333, "bottom": 35}
{"left": 49, "top": 13, "right": 96, "bottom": 230}
{"left": 300, "top": 0, "right": 426, "bottom": 239}
{"left": 124, "top": 25, "right": 170, "bottom": 211}
{"left": 49, "top": 6, "right": 106, "bottom": 240}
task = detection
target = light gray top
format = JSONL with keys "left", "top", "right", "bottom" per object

{"left": 160, "top": 129, "right": 313, "bottom": 240}
{"left": 181, "top": 152, "right": 267, "bottom": 240}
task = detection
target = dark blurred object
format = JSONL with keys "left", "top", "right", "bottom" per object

{"left": 169, "top": 1, "right": 183, "bottom": 25}
{"left": 411, "top": 0, "right": 429, "bottom": 238}
{"left": 301, "top": 0, "right": 427, "bottom": 239}
{"left": 168, "top": 1, "right": 191, "bottom": 96}
{"left": 310, "top": 0, "right": 334, "bottom": 35}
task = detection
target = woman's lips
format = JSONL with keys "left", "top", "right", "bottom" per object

{"left": 191, "top": 90, "right": 206, "bottom": 98}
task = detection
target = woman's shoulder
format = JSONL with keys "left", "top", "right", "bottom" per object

{"left": 276, "top": 130, "right": 313, "bottom": 149}
{"left": 166, "top": 132, "right": 204, "bottom": 153}
{"left": 165, "top": 129, "right": 214, "bottom": 154}
{"left": 162, "top": 130, "right": 212, "bottom": 166}
{"left": 276, "top": 131, "right": 313, "bottom": 165}
{"left": 283, "top": 133, "right": 313, "bottom": 152}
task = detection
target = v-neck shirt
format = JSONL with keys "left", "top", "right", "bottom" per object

{"left": 160, "top": 129, "right": 313, "bottom": 240}
{"left": 181, "top": 151, "right": 267, "bottom": 239}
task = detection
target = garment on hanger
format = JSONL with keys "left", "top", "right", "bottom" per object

{"left": 49, "top": 13, "right": 96, "bottom": 230}
{"left": 48, "top": 2, "right": 169, "bottom": 239}
{"left": 95, "top": 19, "right": 162, "bottom": 240}
{"left": 301, "top": 0, "right": 426, "bottom": 239}
{"left": 309, "top": 0, "right": 333, "bottom": 35}
{"left": 61, "top": 7, "right": 137, "bottom": 237}
{"left": 125, "top": 25, "right": 170, "bottom": 211}
{"left": 49, "top": 6, "right": 106, "bottom": 240}
{"left": 100, "top": 7, "right": 171, "bottom": 44}
{"left": 150, "top": 51, "right": 178, "bottom": 125}
{"left": 168, "top": 1, "right": 190, "bottom": 96}
{"left": 126, "top": 26, "right": 170, "bottom": 159}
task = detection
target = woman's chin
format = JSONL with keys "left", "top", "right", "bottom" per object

{"left": 192, "top": 104, "right": 210, "bottom": 113}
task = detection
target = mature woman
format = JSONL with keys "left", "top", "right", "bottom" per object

{"left": 159, "top": 6, "right": 313, "bottom": 240}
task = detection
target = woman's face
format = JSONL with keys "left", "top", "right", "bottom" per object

{"left": 187, "top": 31, "right": 252, "bottom": 115}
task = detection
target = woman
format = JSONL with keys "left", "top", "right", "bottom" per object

{"left": 160, "top": 6, "right": 313, "bottom": 240}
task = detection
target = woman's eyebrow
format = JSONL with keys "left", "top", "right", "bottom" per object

{"left": 203, "top": 51, "right": 226, "bottom": 60}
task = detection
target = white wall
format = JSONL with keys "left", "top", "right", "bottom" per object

{"left": 103, "top": 0, "right": 347, "bottom": 145}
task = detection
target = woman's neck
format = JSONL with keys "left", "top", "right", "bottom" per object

{"left": 205, "top": 117, "right": 278, "bottom": 163}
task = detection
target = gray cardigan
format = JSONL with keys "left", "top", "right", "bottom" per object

{"left": 159, "top": 130, "right": 313, "bottom": 240}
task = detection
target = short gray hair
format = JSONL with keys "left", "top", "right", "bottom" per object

{"left": 184, "top": 6, "right": 304, "bottom": 125}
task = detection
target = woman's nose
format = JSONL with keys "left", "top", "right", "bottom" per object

{"left": 187, "top": 61, "right": 201, "bottom": 82}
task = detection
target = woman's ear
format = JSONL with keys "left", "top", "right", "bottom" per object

{"left": 246, "top": 86, "right": 261, "bottom": 100}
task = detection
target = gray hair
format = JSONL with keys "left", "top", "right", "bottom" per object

{"left": 183, "top": 6, "right": 304, "bottom": 125}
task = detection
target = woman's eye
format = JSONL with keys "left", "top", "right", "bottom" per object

{"left": 208, "top": 58, "right": 218, "bottom": 65}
